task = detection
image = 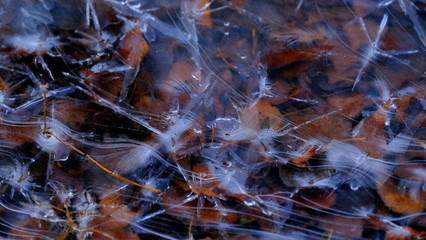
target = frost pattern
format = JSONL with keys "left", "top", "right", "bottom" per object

{"left": 0, "top": 0, "right": 426, "bottom": 239}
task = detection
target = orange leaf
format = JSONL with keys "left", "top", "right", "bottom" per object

{"left": 377, "top": 179, "right": 426, "bottom": 215}
{"left": 0, "top": 76, "right": 9, "bottom": 92}
{"left": 191, "top": 0, "right": 212, "bottom": 27}
{"left": 80, "top": 69, "right": 94, "bottom": 76}
{"left": 288, "top": 144, "right": 319, "bottom": 167}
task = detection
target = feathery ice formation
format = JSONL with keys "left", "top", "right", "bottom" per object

{"left": 0, "top": 0, "right": 426, "bottom": 239}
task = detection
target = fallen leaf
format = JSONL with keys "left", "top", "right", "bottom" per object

{"left": 84, "top": 70, "right": 123, "bottom": 101}
{"left": 327, "top": 94, "right": 371, "bottom": 118}
{"left": 364, "top": 215, "right": 426, "bottom": 240}
{"left": 162, "top": 185, "right": 197, "bottom": 218}
{"left": 191, "top": 0, "right": 212, "bottom": 27}
{"left": 352, "top": 105, "right": 387, "bottom": 159}
{"left": 159, "top": 61, "right": 198, "bottom": 106}
{"left": 116, "top": 26, "right": 150, "bottom": 67}
{"left": 240, "top": 100, "right": 282, "bottom": 130}
{"left": 90, "top": 193, "right": 139, "bottom": 239}
{"left": 197, "top": 201, "right": 222, "bottom": 224}
{"left": 0, "top": 119, "right": 37, "bottom": 147}
{"left": 320, "top": 215, "right": 363, "bottom": 240}
{"left": 288, "top": 144, "right": 320, "bottom": 167}
{"left": 262, "top": 46, "right": 332, "bottom": 68}
{"left": 377, "top": 179, "right": 426, "bottom": 215}
{"left": 8, "top": 218, "right": 53, "bottom": 239}
{"left": 294, "top": 187, "right": 336, "bottom": 210}
{"left": 385, "top": 226, "right": 426, "bottom": 240}
{"left": 231, "top": 0, "right": 246, "bottom": 7}
{"left": 0, "top": 76, "right": 9, "bottom": 92}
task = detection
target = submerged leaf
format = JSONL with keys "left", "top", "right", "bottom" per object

{"left": 116, "top": 27, "right": 150, "bottom": 67}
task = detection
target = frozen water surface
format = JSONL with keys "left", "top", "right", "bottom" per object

{"left": 0, "top": 0, "right": 426, "bottom": 239}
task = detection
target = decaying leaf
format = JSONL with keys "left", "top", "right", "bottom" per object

{"left": 287, "top": 144, "right": 320, "bottom": 167}
{"left": 378, "top": 179, "right": 426, "bottom": 215}
{"left": 0, "top": 76, "right": 9, "bottom": 93}
{"left": 116, "top": 26, "right": 150, "bottom": 67}
{"left": 84, "top": 71, "right": 124, "bottom": 101}
{"left": 239, "top": 100, "right": 282, "bottom": 130}
{"left": 90, "top": 193, "right": 140, "bottom": 239}
{"left": 190, "top": 0, "right": 212, "bottom": 27}
{"left": 262, "top": 46, "right": 332, "bottom": 68}
{"left": 365, "top": 215, "right": 426, "bottom": 240}
{"left": 1, "top": 1, "right": 425, "bottom": 239}
{"left": 351, "top": 104, "right": 387, "bottom": 159}
{"left": 159, "top": 61, "right": 199, "bottom": 106}
{"left": 162, "top": 185, "right": 197, "bottom": 218}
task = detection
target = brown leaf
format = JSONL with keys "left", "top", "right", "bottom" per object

{"left": 394, "top": 95, "right": 418, "bottom": 123}
{"left": 327, "top": 94, "right": 372, "bottom": 118}
{"left": 262, "top": 46, "right": 332, "bottom": 68}
{"left": 364, "top": 215, "right": 390, "bottom": 231}
{"left": 231, "top": 0, "right": 246, "bottom": 7}
{"left": 159, "top": 61, "right": 198, "bottom": 106}
{"left": 177, "top": 164, "right": 221, "bottom": 197}
{"left": 377, "top": 179, "right": 426, "bottom": 215}
{"left": 288, "top": 144, "right": 320, "bottom": 168}
{"left": 352, "top": 0, "right": 377, "bottom": 17}
{"left": 116, "top": 26, "right": 150, "bottom": 66}
{"left": 385, "top": 226, "right": 426, "bottom": 240}
{"left": 0, "top": 119, "right": 37, "bottom": 147}
{"left": 191, "top": 0, "right": 212, "bottom": 27}
{"left": 352, "top": 105, "right": 387, "bottom": 159}
{"left": 162, "top": 185, "right": 196, "bottom": 218}
{"left": 91, "top": 227, "right": 140, "bottom": 240}
{"left": 393, "top": 164, "right": 426, "bottom": 181}
{"left": 240, "top": 100, "right": 282, "bottom": 130}
{"left": 294, "top": 187, "right": 336, "bottom": 210}
{"left": 9, "top": 218, "right": 53, "bottom": 240}
{"left": 257, "top": 216, "right": 275, "bottom": 233}
{"left": 90, "top": 193, "right": 139, "bottom": 239}
{"left": 320, "top": 215, "right": 363, "bottom": 240}
{"left": 0, "top": 76, "right": 9, "bottom": 92}
{"left": 287, "top": 109, "right": 352, "bottom": 140}
{"left": 225, "top": 212, "right": 239, "bottom": 224}
{"left": 48, "top": 99, "right": 96, "bottom": 129}
{"left": 364, "top": 216, "right": 426, "bottom": 240}
{"left": 84, "top": 71, "right": 123, "bottom": 101}
{"left": 197, "top": 201, "right": 222, "bottom": 224}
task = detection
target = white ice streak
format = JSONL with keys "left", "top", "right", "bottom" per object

{"left": 85, "top": 0, "right": 101, "bottom": 33}
{"left": 35, "top": 118, "right": 70, "bottom": 159}
{"left": 116, "top": 143, "right": 164, "bottom": 173}
{"left": 353, "top": 14, "right": 388, "bottom": 89}
{"left": 5, "top": 34, "right": 58, "bottom": 54}
{"left": 326, "top": 141, "right": 392, "bottom": 186}
{"left": 0, "top": 158, "right": 35, "bottom": 199}
{"left": 385, "top": 133, "right": 411, "bottom": 154}
{"left": 396, "top": 0, "right": 426, "bottom": 47}
{"left": 158, "top": 113, "right": 196, "bottom": 153}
